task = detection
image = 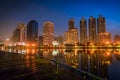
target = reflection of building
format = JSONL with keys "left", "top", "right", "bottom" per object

{"left": 43, "top": 22, "right": 54, "bottom": 45}
{"left": 114, "top": 35, "right": 120, "bottom": 43}
{"left": 64, "top": 50, "right": 78, "bottom": 68}
{"left": 80, "top": 17, "right": 87, "bottom": 43}
{"left": 89, "top": 16, "right": 96, "bottom": 42}
{"left": 64, "top": 28, "right": 78, "bottom": 44}
{"left": 80, "top": 51, "right": 89, "bottom": 71}
{"left": 27, "top": 20, "right": 38, "bottom": 43}
{"left": 68, "top": 18, "right": 74, "bottom": 31}
{"left": 97, "top": 32, "right": 111, "bottom": 44}
{"left": 97, "top": 15, "right": 106, "bottom": 34}
{"left": 13, "top": 23, "right": 26, "bottom": 43}
{"left": 77, "top": 50, "right": 112, "bottom": 79}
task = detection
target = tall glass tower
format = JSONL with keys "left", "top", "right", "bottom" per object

{"left": 27, "top": 20, "right": 38, "bottom": 43}
{"left": 68, "top": 18, "right": 74, "bottom": 31}
{"left": 89, "top": 16, "right": 96, "bottom": 42}
{"left": 80, "top": 17, "right": 87, "bottom": 43}
{"left": 97, "top": 15, "right": 106, "bottom": 34}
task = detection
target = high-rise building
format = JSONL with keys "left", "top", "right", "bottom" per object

{"left": 80, "top": 17, "right": 87, "bottom": 43}
{"left": 64, "top": 28, "right": 78, "bottom": 44}
{"left": 64, "top": 18, "right": 78, "bottom": 45}
{"left": 43, "top": 22, "right": 54, "bottom": 45}
{"left": 64, "top": 31, "right": 70, "bottom": 44}
{"left": 89, "top": 16, "right": 96, "bottom": 42}
{"left": 70, "top": 28, "right": 79, "bottom": 44}
{"left": 13, "top": 23, "right": 26, "bottom": 43}
{"left": 13, "top": 28, "right": 20, "bottom": 42}
{"left": 97, "top": 15, "right": 106, "bottom": 34}
{"left": 17, "top": 23, "right": 26, "bottom": 42}
{"left": 68, "top": 18, "right": 74, "bottom": 31}
{"left": 97, "top": 32, "right": 111, "bottom": 44}
{"left": 27, "top": 20, "right": 38, "bottom": 43}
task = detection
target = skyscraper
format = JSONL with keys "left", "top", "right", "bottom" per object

{"left": 70, "top": 28, "right": 79, "bottom": 44}
{"left": 27, "top": 20, "right": 38, "bottom": 43}
{"left": 89, "top": 16, "right": 96, "bottom": 42}
{"left": 13, "top": 28, "right": 20, "bottom": 42}
{"left": 68, "top": 18, "right": 74, "bottom": 31}
{"left": 64, "top": 28, "right": 78, "bottom": 44}
{"left": 43, "top": 22, "right": 54, "bottom": 45}
{"left": 97, "top": 15, "right": 106, "bottom": 34}
{"left": 17, "top": 23, "right": 26, "bottom": 42}
{"left": 80, "top": 17, "right": 87, "bottom": 43}
{"left": 64, "top": 18, "right": 78, "bottom": 45}
{"left": 13, "top": 23, "right": 26, "bottom": 43}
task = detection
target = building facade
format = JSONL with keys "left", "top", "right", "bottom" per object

{"left": 27, "top": 20, "right": 38, "bottom": 43}
{"left": 13, "top": 23, "right": 26, "bottom": 43}
{"left": 80, "top": 17, "right": 87, "bottom": 43}
{"left": 43, "top": 22, "right": 54, "bottom": 45}
{"left": 54, "top": 35, "right": 63, "bottom": 45}
{"left": 114, "top": 35, "right": 120, "bottom": 43}
{"left": 64, "top": 28, "right": 78, "bottom": 44}
{"left": 97, "top": 15, "right": 106, "bottom": 34}
{"left": 97, "top": 32, "right": 111, "bottom": 44}
{"left": 13, "top": 28, "right": 20, "bottom": 42}
{"left": 89, "top": 16, "right": 96, "bottom": 42}
{"left": 68, "top": 18, "right": 75, "bottom": 31}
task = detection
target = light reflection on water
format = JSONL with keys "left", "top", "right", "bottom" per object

{"left": 41, "top": 49, "right": 120, "bottom": 79}
{"left": 6, "top": 48, "right": 120, "bottom": 79}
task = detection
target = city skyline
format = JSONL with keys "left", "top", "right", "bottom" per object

{"left": 0, "top": 0, "right": 120, "bottom": 40}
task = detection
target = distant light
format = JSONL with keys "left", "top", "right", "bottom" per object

{"left": 52, "top": 41, "right": 59, "bottom": 46}
{"left": 13, "top": 43, "right": 16, "bottom": 46}
{"left": 6, "top": 38, "right": 9, "bottom": 41}
{"left": 52, "top": 50, "right": 59, "bottom": 56}
{"left": 107, "top": 52, "right": 110, "bottom": 56}
{"left": 106, "top": 41, "right": 109, "bottom": 44}
{"left": 1, "top": 47, "right": 4, "bottom": 51}
{"left": 26, "top": 44, "right": 29, "bottom": 47}
{"left": 9, "top": 44, "right": 12, "bottom": 46}
{"left": 32, "top": 43, "right": 35, "bottom": 46}
{"left": 32, "top": 49, "right": 35, "bottom": 54}
{"left": 26, "top": 49, "right": 29, "bottom": 53}
{"left": 22, "top": 42, "right": 26, "bottom": 46}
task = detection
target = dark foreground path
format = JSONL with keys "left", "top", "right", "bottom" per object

{"left": 0, "top": 52, "right": 83, "bottom": 80}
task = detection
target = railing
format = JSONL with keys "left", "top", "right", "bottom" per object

{"left": 43, "top": 57, "right": 103, "bottom": 80}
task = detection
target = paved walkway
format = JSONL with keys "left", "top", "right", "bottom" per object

{"left": 0, "top": 52, "right": 83, "bottom": 80}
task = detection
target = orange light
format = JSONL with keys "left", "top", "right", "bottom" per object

{"left": 32, "top": 49, "right": 35, "bottom": 54}
{"left": 26, "top": 44, "right": 29, "bottom": 47}
{"left": 107, "top": 52, "right": 110, "bottom": 56}
{"left": 106, "top": 41, "right": 109, "bottom": 44}
{"left": 26, "top": 49, "right": 29, "bottom": 53}
{"left": 32, "top": 44, "right": 35, "bottom": 46}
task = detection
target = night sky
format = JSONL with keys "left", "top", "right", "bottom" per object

{"left": 0, "top": 0, "right": 120, "bottom": 40}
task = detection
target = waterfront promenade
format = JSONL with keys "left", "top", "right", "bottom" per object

{"left": 0, "top": 51, "right": 82, "bottom": 80}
